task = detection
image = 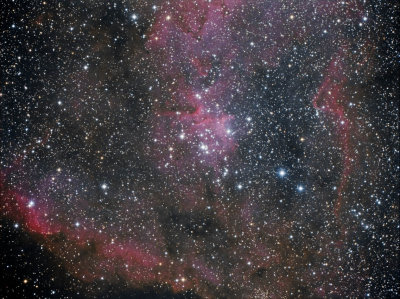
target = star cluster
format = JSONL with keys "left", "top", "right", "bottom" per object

{"left": 1, "top": 0, "right": 399, "bottom": 298}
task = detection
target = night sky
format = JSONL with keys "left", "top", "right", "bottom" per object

{"left": 1, "top": 0, "right": 399, "bottom": 298}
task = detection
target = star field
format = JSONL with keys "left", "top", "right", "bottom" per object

{"left": 1, "top": 0, "right": 399, "bottom": 298}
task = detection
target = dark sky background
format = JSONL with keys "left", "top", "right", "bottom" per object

{"left": 1, "top": 0, "right": 399, "bottom": 298}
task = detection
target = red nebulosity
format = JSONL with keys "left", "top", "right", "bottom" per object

{"left": 147, "top": 0, "right": 362, "bottom": 219}
{"left": 0, "top": 172, "right": 165, "bottom": 284}
{"left": 145, "top": 1, "right": 241, "bottom": 174}
{"left": 152, "top": 100, "right": 236, "bottom": 174}
{"left": 0, "top": 177, "right": 60, "bottom": 235}
{"left": 312, "top": 48, "right": 354, "bottom": 219}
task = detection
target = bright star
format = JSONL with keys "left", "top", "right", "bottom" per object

{"left": 278, "top": 169, "right": 286, "bottom": 177}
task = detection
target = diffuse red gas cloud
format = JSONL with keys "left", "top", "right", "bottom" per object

{"left": 146, "top": 0, "right": 362, "bottom": 215}
{"left": 313, "top": 47, "right": 354, "bottom": 219}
